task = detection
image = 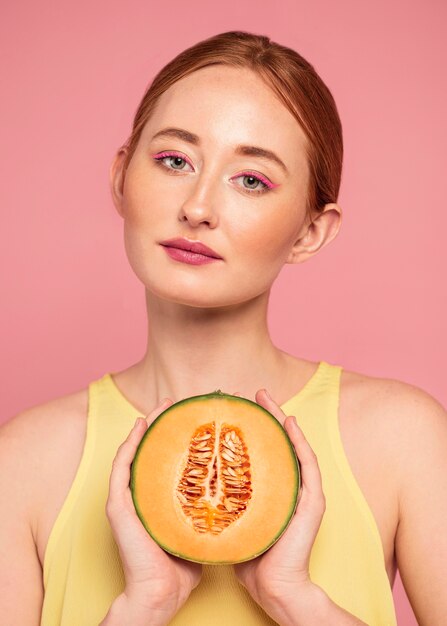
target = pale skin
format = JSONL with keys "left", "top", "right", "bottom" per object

{"left": 0, "top": 64, "right": 446, "bottom": 625}
{"left": 103, "top": 65, "right": 346, "bottom": 623}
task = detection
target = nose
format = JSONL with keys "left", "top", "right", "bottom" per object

{"left": 178, "top": 172, "right": 219, "bottom": 228}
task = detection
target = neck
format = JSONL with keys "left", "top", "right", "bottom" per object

{"left": 126, "top": 288, "right": 290, "bottom": 409}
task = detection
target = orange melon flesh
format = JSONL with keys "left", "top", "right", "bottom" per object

{"left": 130, "top": 392, "right": 300, "bottom": 564}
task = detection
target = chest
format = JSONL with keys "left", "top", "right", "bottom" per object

{"left": 34, "top": 376, "right": 399, "bottom": 587}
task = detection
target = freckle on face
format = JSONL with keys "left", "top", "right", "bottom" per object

{"left": 134, "top": 65, "right": 309, "bottom": 196}
{"left": 120, "top": 66, "right": 309, "bottom": 298}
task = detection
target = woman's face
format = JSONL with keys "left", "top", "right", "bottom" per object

{"left": 112, "top": 65, "right": 320, "bottom": 308}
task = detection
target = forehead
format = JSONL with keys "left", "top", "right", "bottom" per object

{"left": 140, "top": 65, "right": 308, "bottom": 168}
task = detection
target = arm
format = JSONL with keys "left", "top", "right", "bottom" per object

{"left": 278, "top": 379, "right": 447, "bottom": 626}
{"left": 99, "top": 591, "right": 172, "bottom": 626}
{"left": 0, "top": 413, "right": 44, "bottom": 625}
{"left": 390, "top": 382, "right": 447, "bottom": 625}
{"left": 1, "top": 404, "right": 197, "bottom": 626}
{"left": 100, "top": 411, "right": 202, "bottom": 625}
{"left": 259, "top": 582, "right": 367, "bottom": 626}
{"left": 234, "top": 390, "right": 368, "bottom": 626}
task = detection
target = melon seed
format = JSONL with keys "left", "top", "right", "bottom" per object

{"left": 223, "top": 444, "right": 236, "bottom": 456}
{"left": 195, "top": 451, "right": 212, "bottom": 458}
{"left": 177, "top": 421, "right": 254, "bottom": 536}
{"left": 196, "top": 433, "right": 211, "bottom": 441}
{"left": 221, "top": 452, "right": 235, "bottom": 463}
{"left": 223, "top": 466, "right": 237, "bottom": 477}
{"left": 224, "top": 498, "right": 233, "bottom": 512}
{"left": 195, "top": 440, "right": 213, "bottom": 450}
{"left": 224, "top": 442, "right": 237, "bottom": 454}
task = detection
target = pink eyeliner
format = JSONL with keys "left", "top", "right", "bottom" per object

{"left": 151, "top": 152, "right": 280, "bottom": 190}
{"left": 151, "top": 151, "right": 194, "bottom": 168}
{"left": 238, "top": 171, "right": 279, "bottom": 189}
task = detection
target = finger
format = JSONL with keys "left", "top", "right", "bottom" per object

{"left": 284, "top": 415, "right": 325, "bottom": 511}
{"left": 271, "top": 416, "right": 326, "bottom": 565}
{"left": 253, "top": 391, "right": 322, "bottom": 500}
{"left": 109, "top": 398, "right": 172, "bottom": 498}
{"left": 254, "top": 388, "right": 287, "bottom": 426}
{"left": 145, "top": 397, "right": 175, "bottom": 426}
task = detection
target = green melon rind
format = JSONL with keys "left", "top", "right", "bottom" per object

{"left": 130, "top": 391, "right": 301, "bottom": 564}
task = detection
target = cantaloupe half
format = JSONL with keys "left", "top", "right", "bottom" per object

{"left": 130, "top": 390, "right": 300, "bottom": 564}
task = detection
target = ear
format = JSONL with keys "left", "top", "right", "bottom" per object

{"left": 109, "top": 147, "right": 130, "bottom": 219}
{"left": 286, "top": 203, "right": 342, "bottom": 264}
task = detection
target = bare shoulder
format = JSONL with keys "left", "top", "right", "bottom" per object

{"left": 339, "top": 365, "right": 447, "bottom": 481}
{"left": 340, "top": 365, "right": 446, "bottom": 427}
{"left": 339, "top": 369, "right": 447, "bottom": 622}
{"left": 0, "top": 387, "right": 89, "bottom": 545}
{"left": 1, "top": 386, "right": 89, "bottom": 462}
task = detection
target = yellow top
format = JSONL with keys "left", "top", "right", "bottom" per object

{"left": 40, "top": 361, "right": 397, "bottom": 626}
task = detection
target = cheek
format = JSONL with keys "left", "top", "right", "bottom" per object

{"left": 233, "top": 210, "right": 296, "bottom": 268}
{"left": 123, "top": 170, "right": 153, "bottom": 223}
{"left": 123, "top": 156, "right": 169, "bottom": 218}
{"left": 121, "top": 180, "right": 157, "bottom": 269}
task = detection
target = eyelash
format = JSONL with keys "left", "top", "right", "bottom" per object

{"left": 151, "top": 151, "right": 277, "bottom": 195}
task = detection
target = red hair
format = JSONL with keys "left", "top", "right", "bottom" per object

{"left": 121, "top": 30, "right": 343, "bottom": 221}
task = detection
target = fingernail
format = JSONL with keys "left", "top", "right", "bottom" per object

{"left": 264, "top": 389, "right": 272, "bottom": 400}
{"left": 291, "top": 416, "right": 298, "bottom": 428}
{"left": 134, "top": 417, "right": 142, "bottom": 428}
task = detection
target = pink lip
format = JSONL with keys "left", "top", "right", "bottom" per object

{"left": 159, "top": 237, "right": 222, "bottom": 259}
{"left": 162, "top": 246, "right": 220, "bottom": 265}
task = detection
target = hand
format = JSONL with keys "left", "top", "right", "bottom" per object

{"left": 233, "top": 389, "right": 326, "bottom": 619}
{"left": 105, "top": 398, "right": 202, "bottom": 622}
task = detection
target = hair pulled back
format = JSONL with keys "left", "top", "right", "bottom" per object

{"left": 121, "top": 30, "right": 343, "bottom": 221}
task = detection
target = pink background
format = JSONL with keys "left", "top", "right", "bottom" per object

{"left": 2, "top": 1, "right": 446, "bottom": 623}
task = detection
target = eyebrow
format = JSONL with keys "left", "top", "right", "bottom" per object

{"left": 150, "top": 127, "right": 288, "bottom": 174}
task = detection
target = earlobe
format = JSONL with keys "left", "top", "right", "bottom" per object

{"left": 286, "top": 203, "right": 342, "bottom": 264}
{"left": 109, "top": 148, "right": 129, "bottom": 218}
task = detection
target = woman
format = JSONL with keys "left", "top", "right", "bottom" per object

{"left": 1, "top": 30, "right": 446, "bottom": 626}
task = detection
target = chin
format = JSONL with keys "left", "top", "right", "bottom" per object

{"left": 144, "top": 280, "right": 248, "bottom": 309}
